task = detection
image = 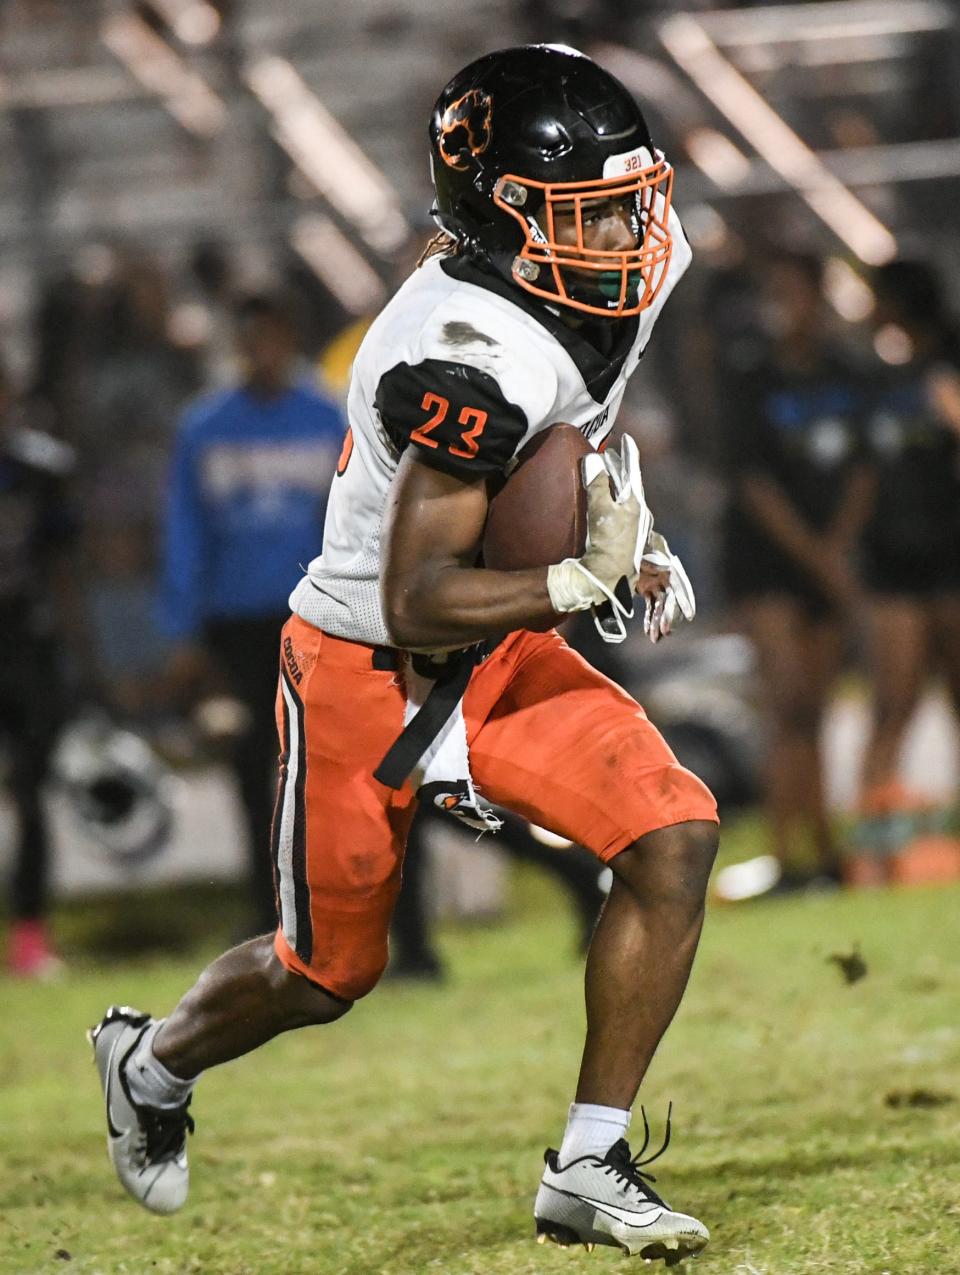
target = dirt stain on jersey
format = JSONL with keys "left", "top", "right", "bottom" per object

{"left": 441, "top": 321, "right": 499, "bottom": 349}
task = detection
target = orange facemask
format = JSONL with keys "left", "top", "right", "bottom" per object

{"left": 492, "top": 152, "right": 674, "bottom": 319}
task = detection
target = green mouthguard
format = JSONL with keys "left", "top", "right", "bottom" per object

{"left": 597, "top": 270, "right": 643, "bottom": 301}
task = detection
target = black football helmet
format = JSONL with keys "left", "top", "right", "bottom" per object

{"left": 429, "top": 44, "right": 675, "bottom": 319}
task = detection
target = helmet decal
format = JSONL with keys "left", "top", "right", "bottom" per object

{"left": 438, "top": 89, "right": 493, "bottom": 170}
{"left": 603, "top": 146, "right": 656, "bottom": 178}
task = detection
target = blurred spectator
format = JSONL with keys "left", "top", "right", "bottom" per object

{"left": 158, "top": 292, "right": 346, "bottom": 935}
{"left": 858, "top": 260, "right": 960, "bottom": 817}
{"left": 33, "top": 244, "right": 204, "bottom": 717}
{"left": 185, "top": 237, "right": 242, "bottom": 389}
{"left": 36, "top": 244, "right": 202, "bottom": 514}
{"left": 81, "top": 248, "right": 202, "bottom": 542}
{"left": 0, "top": 354, "right": 80, "bottom": 976}
{"left": 714, "top": 252, "right": 873, "bottom": 901}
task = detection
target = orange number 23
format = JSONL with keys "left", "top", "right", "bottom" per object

{"left": 411, "top": 392, "right": 488, "bottom": 460}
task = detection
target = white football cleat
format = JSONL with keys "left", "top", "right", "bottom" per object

{"left": 88, "top": 1005, "right": 193, "bottom": 1215}
{"left": 534, "top": 1125, "right": 708, "bottom": 1264}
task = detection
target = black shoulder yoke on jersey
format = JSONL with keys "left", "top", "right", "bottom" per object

{"left": 439, "top": 254, "right": 640, "bottom": 404}
{"left": 375, "top": 357, "right": 527, "bottom": 478}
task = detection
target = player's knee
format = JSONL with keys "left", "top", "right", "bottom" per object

{"left": 261, "top": 942, "right": 354, "bottom": 1027}
{"left": 614, "top": 820, "right": 719, "bottom": 912}
{"left": 667, "top": 820, "right": 719, "bottom": 899}
{"left": 347, "top": 962, "right": 389, "bottom": 1001}
{"left": 267, "top": 934, "right": 393, "bottom": 1008}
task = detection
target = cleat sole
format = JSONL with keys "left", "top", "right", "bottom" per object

{"left": 535, "top": 1219, "right": 584, "bottom": 1249}
{"left": 638, "top": 1235, "right": 709, "bottom": 1266}
{"left": 536, "top": 1216, "right": 704, "bottom": 1259}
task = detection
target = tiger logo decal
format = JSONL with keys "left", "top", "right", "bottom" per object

{"left": 438, "top": 89, "right": 493, "bottom": 170}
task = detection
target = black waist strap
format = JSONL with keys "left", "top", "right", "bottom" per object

{"left": 373, "top": 641, "right": 494, "bottom": 790}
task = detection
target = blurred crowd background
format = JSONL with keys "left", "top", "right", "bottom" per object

{"left": 2, "top": 0, "right": 960, "bottom": 978}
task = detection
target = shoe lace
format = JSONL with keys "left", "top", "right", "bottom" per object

{"left": 138, "top": 1098, "right": 195, "bottom": 1163}
{"left": 601, "top": 1102, "right": 673, "bottom": 1206}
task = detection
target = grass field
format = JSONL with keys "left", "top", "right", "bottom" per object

{"left": 2, "top": 819, "right": 959, "bottom": 1275}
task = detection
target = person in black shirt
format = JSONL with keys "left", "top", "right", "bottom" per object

{"left": 859, "top": 259, "right": 960, "bottom": 815}
{"left": 0, "top": 358, "right": 78, "bottom": 975}
{"left": 719, "top": 252, "right": 873, "bottom": 897}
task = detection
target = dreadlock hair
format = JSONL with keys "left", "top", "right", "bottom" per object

{"left": 417, "top": 231, "right": 462, "bottom": 267}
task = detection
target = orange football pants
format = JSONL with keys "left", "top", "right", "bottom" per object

{"left": 272, "top": 616, "right": 718, "bottom": 1001}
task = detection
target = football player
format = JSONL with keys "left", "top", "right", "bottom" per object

{"left": 90, "top": 45, "right": 719, "bottom": 1263}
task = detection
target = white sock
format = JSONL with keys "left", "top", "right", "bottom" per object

{"left": 124, "top": 1020, "right": 197, "bottom": 1110}
{"left": 558, "top": 1101, "right": 630, "bottom": 1165}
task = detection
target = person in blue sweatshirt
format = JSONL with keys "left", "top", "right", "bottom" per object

{"left": 159, "top": 292, "right": 346, "bottom": 934}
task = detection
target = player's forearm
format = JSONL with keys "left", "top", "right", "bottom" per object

{"left": 383, "top": 563, "right": 557, "bottom": 649}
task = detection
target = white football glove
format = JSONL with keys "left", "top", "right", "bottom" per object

{"left": 639, "top": 530, "right": 696, "bottom": 644}
{"left": 546, "top": 435, "right": 653, "bottom": 641}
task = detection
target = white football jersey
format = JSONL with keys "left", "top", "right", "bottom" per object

{"left": 289, "top": 207, "right": 692, "bottom": 646}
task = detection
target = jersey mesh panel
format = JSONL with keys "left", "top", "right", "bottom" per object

{"left": 290, "top": 534, "right": 392, "bottom": 647}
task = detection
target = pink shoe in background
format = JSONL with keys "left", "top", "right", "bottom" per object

{"left": 7, "top": 919, "right": 64, "bottom": 979}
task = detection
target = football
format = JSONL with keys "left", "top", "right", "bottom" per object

{"left": 482, "top": 424, "right": 590, "bottom": 571}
